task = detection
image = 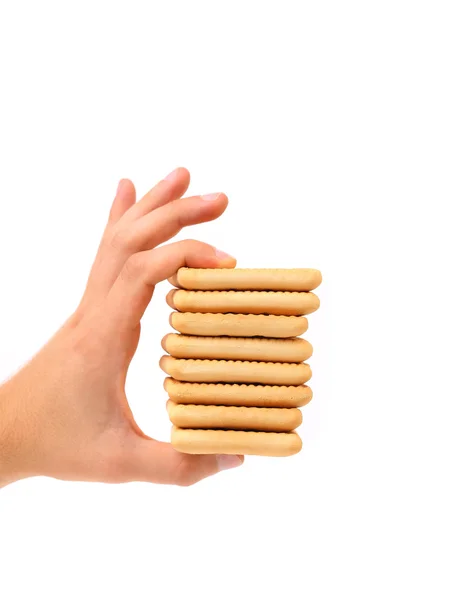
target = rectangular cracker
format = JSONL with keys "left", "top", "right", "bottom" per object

{"left": 160, "top": 356, "right": 312, "bottom": 385}
{"left": 170, "top": 312, "right": 308, "bottom": 338}
{"left": 166, "top": 289, "right": 320, "bottom": 316}
{"left": 169, "top": 268, "right": 322, "bottom": 292}
{"left": 167, "top": 400, "right": 302, "bottom": 432}
{"left": 171, "top": 426, "right": 302, "bottom": 456}
{"left": 164, "top": 378, "right": 313, "bottom": 408}
{"left": 161, "top": 334, "right": 313, "bottom": 363}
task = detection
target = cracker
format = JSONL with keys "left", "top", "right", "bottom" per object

{"left": 160, "top": 356, "right": 312, "bottom": 385}
{"left": 166, "top": 289, "right": 320, "bottom": 316}
{"left": 171, "top": 426, "right": 302, "bottom": 456}
{"left": 165, "top": 378, "right": 312, "bottom": 407}
{"left": 170, "top": 312, "right": 308, "bottom": 338}
{"left": 167, "top": 400, "right": 302, "bottom": 432}
{"left": 169, "top": 268, "right": 322, "bottom": 292}
{"left": 161, "top": 334, "right": 313, "bottom": 363}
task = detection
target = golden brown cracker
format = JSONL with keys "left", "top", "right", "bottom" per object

{"left": 171, "top": 426, "right": 302, "bottom": 456}
{"left": 169, "top": 268, "right": 322, "bottom": 292}
{"left": 161, "top": 334, "right": 313, "bottom": 363}
{"left": 167, "top": 400, "right": 302, "bottom": 432}
{"left": 170, "top": 312, "right": 308, "bottom": 338}
{"left": 160, "top": 356, "right": 312, "bottom": 385}
{"left": 164, "top": 378, "right": 313, "bottom": 408}
{"left": 166, "top": 289, "right": 320, "bottom": 316}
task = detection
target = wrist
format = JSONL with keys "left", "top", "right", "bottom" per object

{"left": 0, "top": 381, "right": 30, "bottom": 488}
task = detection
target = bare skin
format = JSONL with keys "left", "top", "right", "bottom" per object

{"left": 0, "top": 168, "right": 243, "bottom": 489}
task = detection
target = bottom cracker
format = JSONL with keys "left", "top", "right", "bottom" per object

{"left": 171, "top": 426, "right": 302, "bottom": 457}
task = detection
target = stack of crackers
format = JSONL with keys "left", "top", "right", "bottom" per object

{"left": 160, "top": 268, "right": 321, "bottom": 457}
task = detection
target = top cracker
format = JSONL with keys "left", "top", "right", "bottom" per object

{"left": 169, "top": 268, "right": 322, "bottom": 292}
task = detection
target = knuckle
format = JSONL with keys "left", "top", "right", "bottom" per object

{"left": 182, "top": 238, "right": 199, "bottom": 247}
{"left": 174, "top": 460, "right": 198, "bottom": 487}
{"left": 176, "top": 474, "right": 196, "bottom": 487}
{"left": 122, "top": 254, "right": 142, "bottom": 280}
{"left": 178, "top": 238, "right": 207, "bottom": 256}
{"left": 167, "top": 203, "right": 185, "bottom": 230}
{"left": 176, "top": 212, "right": 185, "bottom": 230}
{"left": 110, "top": 227, "right": 134, "bottom": 251}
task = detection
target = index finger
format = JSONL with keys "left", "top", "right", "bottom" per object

{"left": 105, "top": 240, "right": 236, "bottom": 330}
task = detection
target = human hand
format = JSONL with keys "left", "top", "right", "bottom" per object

{"left": 0, "top": 168, "right": 243, "bottom": 488}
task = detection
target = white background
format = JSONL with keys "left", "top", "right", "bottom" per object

{"left": 1, "top": 1, "right": 449, "bottom": 598}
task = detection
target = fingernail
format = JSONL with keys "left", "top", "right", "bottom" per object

{"left": 215, "top": 248, "right": 235, "bottom": 261}
{"left": 216, "top": 455, "right": 243, "bottom": 472}
{"left": 201, "top": 193, "right": 221, "bottom": 202}
{"left": 164, "top": 168, "right": 179, "bottom": 183}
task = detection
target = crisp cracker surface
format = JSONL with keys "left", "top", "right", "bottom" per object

{"left": 161, "top": 334, "right": 313, "bottom": 363}
{"left": 167, "top": 400, "right": 302, "bottom": 432}
{"left": 160, "top": 356, "right": 312, "bottom": 385}
{"left": 164, "top": 378, "right": 313, "bottom": 408}
{"left": 166, "top": 289, "right": 320, "bottom": 316}
{"left": 171, "top": 426, "right": 302, "bottom": 456}
{"left": 169, "top": 268, "right": 322, "bottom": 291}
{"left": 170, "top": 312, "right": 309, "bottom": 338}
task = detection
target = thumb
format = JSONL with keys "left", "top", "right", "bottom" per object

{"left": 125, "top": 437, "right": 244, "bottom": 486}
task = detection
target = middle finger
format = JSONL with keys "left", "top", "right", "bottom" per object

{"left": 113, "top": 192, "right": 228, "bottom": 254}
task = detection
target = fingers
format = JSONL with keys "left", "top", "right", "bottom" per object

{"left": 105, "top": 240, "right": 236, "bottom": 330}
{"left": 78, "top": 179, "right": 137, "bottom": 308}
{"left": 82, "top": 180, "right": 228, "bottom": 307}
{"left": 126, "top": 438, "right": 243, "bottom": 486}
{"left": 126, "top": 167, "right": 191, "bottom": 221}
{"left": 116, "top": 192, "right": 229, "bottom": 252}
{"left": 109, "top": 179, "right": 136, "bottom": 223}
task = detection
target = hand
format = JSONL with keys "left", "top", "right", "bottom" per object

{"left": 0, "top": 168, "right": 243, "bottom": 488}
